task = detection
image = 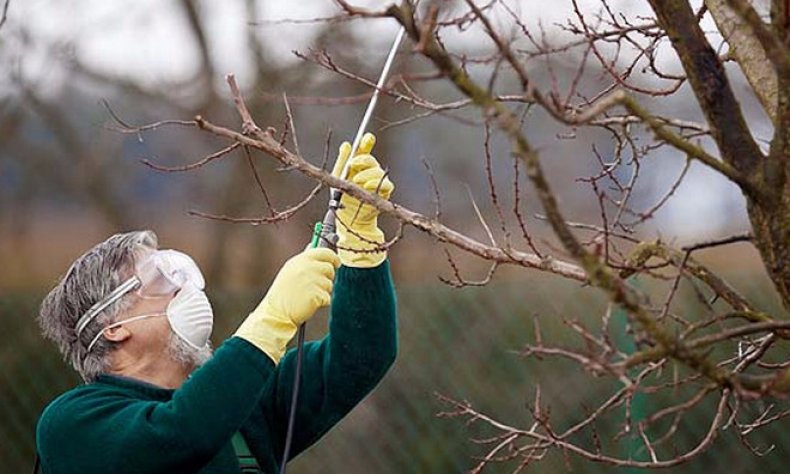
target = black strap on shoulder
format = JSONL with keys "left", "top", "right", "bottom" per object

{"left": 232, "top": 431, "right": 262, "bottom": 474}
{"left": 32, "top": 453, "right": 41, "bottom": 474}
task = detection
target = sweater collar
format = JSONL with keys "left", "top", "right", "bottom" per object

{"left": 94, "top": 374, "right": 175, "bottom": 400}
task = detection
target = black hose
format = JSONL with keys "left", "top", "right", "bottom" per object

{"left": 279, "top": 323, "right": 306, "bottom": 474}
{"left": 280, "top": 206, "right": 338, "bottom": 474}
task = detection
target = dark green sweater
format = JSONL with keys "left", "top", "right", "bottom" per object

{"left": 36, "top": 262, "right": 397, "bottom": 474}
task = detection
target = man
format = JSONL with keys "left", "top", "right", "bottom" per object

{"left": 35, "top": 134, "right": 397, "bottom": 474}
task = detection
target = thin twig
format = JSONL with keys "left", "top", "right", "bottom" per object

{"left": 682, "top": 233, "right": 753, "bottom": 252}
{"left": 141, "top": 142, "right": 240, "bottom": 172}
{"left": 0, "top": 0, "right": 10, "bottom": 30}
{"left": 282, "top": 92, "right": 302, "bottom": 158}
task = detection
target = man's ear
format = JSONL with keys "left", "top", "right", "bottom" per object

{"left": 104, "top": 325, "right": 132, "bottom": 343}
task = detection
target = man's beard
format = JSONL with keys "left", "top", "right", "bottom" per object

{"left": 167, "top": 332, "right": 213, "bottom": 371}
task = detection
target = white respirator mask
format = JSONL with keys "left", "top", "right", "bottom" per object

{"left": 77, "top": 250, "right": 214, "bottom": 355}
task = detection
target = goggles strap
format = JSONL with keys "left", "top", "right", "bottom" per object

{"left": 75, "top": 277, "right": 141, "bottom": 337}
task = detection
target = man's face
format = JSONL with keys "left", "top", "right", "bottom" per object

{"left": 112, "top": 289, "right": 212, "bottom": 371}
{"left": 117, "top": 291, "right": 177, "bottom": 361}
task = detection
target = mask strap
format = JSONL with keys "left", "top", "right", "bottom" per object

{"left": 84, "top": 312, "right": 165, "bottom": 354}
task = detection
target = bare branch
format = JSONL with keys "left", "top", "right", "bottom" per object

{"left": 282, "top": 92, "right": 302, "bottom": 158}
{"left": 195, "top": 78, "right": 591, "bottom": 282}
{"left": 141, "top": 143, "right": 240, "bottom": 172}
{"left": 0, "top": 0, "right": 9, "bottom": 31}
{"left": 706, "top": 0, "right": 779, "bottom": 124}
{"left": 722, "top": 0, "right": 790, "bottom": 75}
{"left": 647, "top": 0, "right": 765, "bottom": 188}
{"left": 682, "top": 233, "right": 753, "bottom": 252}
{"left": 188, "top": 181, "right": 323, "bottom": 225}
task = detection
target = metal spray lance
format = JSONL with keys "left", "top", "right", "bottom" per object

{"left": 279, "top": 25, "right": 407, "bottom": 474}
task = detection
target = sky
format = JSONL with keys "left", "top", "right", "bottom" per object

{"left": 5, "top": 0, "right": 401, "bottom": 91}
{"left": 5, "top": 0, "right": 662, "bottom": 88}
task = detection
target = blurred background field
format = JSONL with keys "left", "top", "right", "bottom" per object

{"left": 1, "top": 0, "right": 787, "bottom": 472}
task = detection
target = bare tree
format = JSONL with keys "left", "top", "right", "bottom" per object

{"left": 112, "top": 0, "right": 790, "bottom": 470}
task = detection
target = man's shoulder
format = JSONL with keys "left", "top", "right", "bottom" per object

{"left": 36, "top": 384, "right": 97, "bottom": 454}
{"left": 37, "top": 380, "right": 138, "bottom": 438}
{"left": 36, "top": 381, "right": 153, "bottom": 469}
{"left": 40, "top": 384, "right": 100, "bottom": 418}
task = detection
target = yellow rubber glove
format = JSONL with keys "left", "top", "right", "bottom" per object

{"left": 332, "top": 132, "right": 395, "bottom": 268}
{"left": 235, "top": 248, "right": 341, "bottom": 364}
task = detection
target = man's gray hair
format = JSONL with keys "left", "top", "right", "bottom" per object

{"left": 38, "top": 230, "right": 158, "bottom": 381}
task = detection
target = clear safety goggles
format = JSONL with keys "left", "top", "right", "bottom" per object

{"left": 75, "top": 250, "right": 205, "bottom": 338}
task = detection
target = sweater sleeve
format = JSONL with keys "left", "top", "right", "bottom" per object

{"left": 37, "top": 337, "right": 274, "bottom": 474}
{"left": 249, "top": 260, "right": 398, "bottom": 464}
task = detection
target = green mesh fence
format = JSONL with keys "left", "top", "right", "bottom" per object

{"left": 2, "top": 276, "right": 788, "bottom": 473}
